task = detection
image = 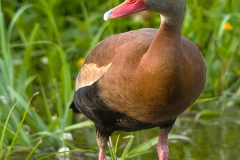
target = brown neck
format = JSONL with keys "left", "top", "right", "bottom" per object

{"left": 159, "top": 19, "right": 182, "bottom": 37}
{"left": 147, "top": 14, "right": 182, "bottom": 55}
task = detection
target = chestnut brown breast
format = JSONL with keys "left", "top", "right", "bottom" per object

{"left": 75, "top": 28, "right": 206, "bottom": 123}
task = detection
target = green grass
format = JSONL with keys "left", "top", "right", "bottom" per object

{"left": 0, "top": 0, "right": 240, "bottom": 159}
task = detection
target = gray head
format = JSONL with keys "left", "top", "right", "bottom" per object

{"left": 144, "top": 0, "right": 186, "bottom": 16}
{"left": 104, "top": 0, "right": 186, "bottom": 26}
{"left": 145, "top": 0, "right": 186, "bottom": 27}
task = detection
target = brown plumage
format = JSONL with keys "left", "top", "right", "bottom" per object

{"left": 70, "top": 0, "right": 206, "bottom": 160}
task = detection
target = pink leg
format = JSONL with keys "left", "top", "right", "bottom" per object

{"left": 157, "top": 132, "right": 169, "bottom": 160}
{"left": 98, "top": 148, "right": 106, "bottom": 160}
{"left": 96, "top": 132, "right": 107, "bottom": 160}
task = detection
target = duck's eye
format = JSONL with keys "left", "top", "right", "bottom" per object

{"left": 128, "top": 0, "right": 136, "bottom": 3}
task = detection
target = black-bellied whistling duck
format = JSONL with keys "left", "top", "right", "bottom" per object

{"left": 70, "top": 0, "right": 206, "bottom": 159}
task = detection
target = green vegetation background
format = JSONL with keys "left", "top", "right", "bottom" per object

{"left": 0, "top": 0, "right": 240, "bottom": 159}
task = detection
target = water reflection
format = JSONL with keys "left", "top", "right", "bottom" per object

{"left": 71, "top": 111, "right": 240, "bottom": 160}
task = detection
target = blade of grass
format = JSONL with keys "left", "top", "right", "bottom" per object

{"left": 55, "top": 44, "right": 72, "bottom": 125}
{"left": 114, "top": 134, "right": 120, "bottom": 154}
{"left": 4, "top": 92, "right": 39, "bottom": 160}
{"left": 7, "top": 87, "right": 47, "bottom": 133}
{"left": 25, "top": 139, "right": 42, "bottom": 160}
{"left": 108, "top": 137, "right": 117, "bottom": 160}
{"left": 39, "top": 83, "right": 52, "bottom": 122}
{"left": 7, "top": 4, "right": 33, "bottom": 42}
{"left": 127, "top": 136, "right": 157, "bottom": 158}
{"left": 17, "top": 23, "right": 39, "bottom": 94}
{"left": 61, "top": 120, "right": 94, "bottom": 132}
{"left": 80, "top": 0, "right": 91, "bottom": 37}
{"left": 0, "top": 103, "right": 17, "bottom": 158}
{"left": 30, "top": 120, "right": 94, "bottom": 139}
{"left": 0, "top": 9, "right": 13, "bottom": 99}
{"left": 120, "top": 135, "right": 134, "bottom": 160}
{"left": 38, "top": 0, "right": 62, "bottom": 47}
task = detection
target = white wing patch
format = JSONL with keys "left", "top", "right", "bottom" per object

{"left": 75, "top": 63, "right": 112, "bottom": 90}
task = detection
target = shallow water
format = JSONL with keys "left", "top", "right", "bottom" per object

{"left": 70, "top": 108, "right": 240, "bottom": 160}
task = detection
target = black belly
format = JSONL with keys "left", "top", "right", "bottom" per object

{"left": 70, "top": 82, "right": 176, "bottom": 134}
